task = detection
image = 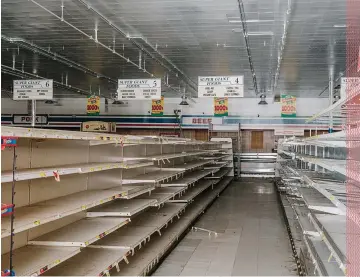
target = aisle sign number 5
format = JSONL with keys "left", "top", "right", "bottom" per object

{"left": 117, "top": 78, "right": 161, "bottom": 100}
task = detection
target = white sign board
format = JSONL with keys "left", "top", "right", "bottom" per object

{"left": 13, "top": 79, "right": 53, "bottom": 100}
{"left": 340, "top": 77, "right": 360, "bottom": 99}
{"left": 117, "top": 79, "right": 161, "bottom": 100}
{"left": 275, "top": 128, "right": 304, "bottom": 136}
{"left": 198, "top": 76, "right": 244, "bottom": 97}
{"left": 13, "top": 115, "right": 48, "bottom": 125}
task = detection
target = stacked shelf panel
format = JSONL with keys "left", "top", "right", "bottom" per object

{"left": 277, "top": 131, "right": 360, "bottom": 276}
{"left": 1, "top": 127, "right": 233, "bottom": 276}
{"left": 1, "top": 185, "right": 154, "bottom": 237}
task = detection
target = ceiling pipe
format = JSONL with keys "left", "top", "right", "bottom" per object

{"left": 76, "top": 0, "right": 197, "bottom": 93}
{"left": 2, "top": 64, "right": 93, "bottom": 97}
{"left": 273, "top": 0, "right": 293, "bottom": 89}
{"left": 2, "top": 35, "right": 116, "bottom": 84}
{"left": 132, "top": 37, "right": 198, "bottom": 90}
{"left": 27, "top": 0, "right": 180, "bottom": 96}
{"left": 236, "top": 0, "right": 259, "bottom": 95}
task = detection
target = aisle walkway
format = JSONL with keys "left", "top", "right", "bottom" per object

{"left": 153, "top": 179, "right": 297, "bottom": 276}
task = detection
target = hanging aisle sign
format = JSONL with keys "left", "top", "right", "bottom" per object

{"left": 86, "top": 95, "right": 100, "bottom": 116}
{"left": 281, "top": 94, "right": 296, "bottom": 117}
{"left": 340, "top": 77, "right": 360, "bottom": 99}
{"left": 13, "top": 79, "right": 53, "bottom": 100}
{"left": 214, "top": 97, "right": 228, "bottom": 117}
{"left": 198, "top": 76, "right": 244, "bottom": 98}
{"left": 117, "top": 79, "right": 161, "bottom": 100}
{"left": 151, "top": 96, "right": 164, "bottom": 116}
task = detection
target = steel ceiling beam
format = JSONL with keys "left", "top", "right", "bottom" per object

{"left": 2, "top": 64, "right": 93, "bottom": 97}
{"left": 77, "top": 0, "right": 197, "bottom": 93}
{"left": 236, "top": 0, "right": 259, "bottom": 95}
{"left": 2, "top": 35, "right": 117, "bottom": 84}
{"left": 26, "top": 0, "right": 181, "bottom": 97}
{"left": 273, "top": 0, "right": 293, "bottom": 90}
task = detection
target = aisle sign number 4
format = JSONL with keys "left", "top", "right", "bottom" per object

{"left": 198, "top": 76, "right": 244, "bottom": 98}
{"left": 13, "top": 79, "right": 53, "bottom": 100}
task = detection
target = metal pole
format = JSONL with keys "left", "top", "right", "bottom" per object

{"left": 329, "top": 74, "right": 334, "bottom": 133}
{"left": 9, "top": 148, "right": 17, "bottom": 273}
{"left": 31, "top": 100, "right": 36, "bottom": 127}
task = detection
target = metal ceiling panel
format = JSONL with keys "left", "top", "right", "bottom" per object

{"left": 1, "top": 0, "right": 354, "bottom": 98}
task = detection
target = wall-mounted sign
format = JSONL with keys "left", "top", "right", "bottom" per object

{"left": 13, "top": 79, "right": 53, "bottom": 100}
{"left": 151, "top": 96, "right": 164, "bottom": 116}
{"left": 198, "top": 76, "right": 244, "bottom": 98}
{"left": 281, "top": 95, "right": 296, "bottom": 118}
{"left": 81, "top": 121, "right": 116, "bottom": 133}
{"left": 182, "top": 117, "right": 223, "bottom": 126}
{"left": 275, "top": 128, "right": 304, "bottom": 136}
{"left": 86, "top": 95, "right": 100, "bottom": 116}
{"left": 13, "top": 115, "right": 48, "bottom": 125}
{"left": 214, "top": 97, "right": 228, "bottom": 117}
{"left": 117, "top": 79, "right": 161, "bottom": 100}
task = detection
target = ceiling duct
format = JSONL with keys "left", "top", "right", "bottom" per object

{"left": 236, "top": 0, "right": 259, "bottom": 95}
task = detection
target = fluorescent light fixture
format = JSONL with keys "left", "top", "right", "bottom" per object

{"left": 248, "top": 31, "right": 274, "bottom": 36}
{"left": 232, "top": 29, "right": 274, "bottom": 36}
{"left": 333, "top": 24, "right": 347, "bottom": 28}
{"left": 229, "top": 19, "right": 274, "bottom": 23}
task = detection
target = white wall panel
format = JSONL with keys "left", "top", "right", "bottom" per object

{"left": 1, "top": 97, "right": 328, "bottom": 117}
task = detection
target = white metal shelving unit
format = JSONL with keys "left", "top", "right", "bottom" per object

{"left": 277, "top": 126, "right": 360, "bottom": 276}
{"left": 1, "top": 127, "right": 234, "bottom": 276}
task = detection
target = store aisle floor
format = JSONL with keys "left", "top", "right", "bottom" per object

{"left": 153, "top": 179, "right": 298, "bottom": 276}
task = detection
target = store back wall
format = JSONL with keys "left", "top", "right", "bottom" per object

{"left": 1, "top": 97, "right": 328, "bottom": 117}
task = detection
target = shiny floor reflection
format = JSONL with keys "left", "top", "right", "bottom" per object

{"left": 153, "top": 178, "right": 297, "bottom": 276}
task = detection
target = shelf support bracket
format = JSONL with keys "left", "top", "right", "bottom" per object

{"left": 124, "top": 256, "right": 129, "bottom": 264}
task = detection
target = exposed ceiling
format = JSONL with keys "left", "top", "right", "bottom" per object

{"left": 1, "top": 0, "right": 352, "bottom": 99}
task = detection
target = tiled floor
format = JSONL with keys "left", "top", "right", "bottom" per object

{"left": 153, "top": 179, "right": 298, "bottom": 276}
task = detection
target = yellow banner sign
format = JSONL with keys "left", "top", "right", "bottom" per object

{"left": 281, "top": 95, "right": 296, "bottom": 117}
{"left": 152, "top": 96, "right": 164, "bottom": 116}
{"left": 87, "top": 95, "right": 100, "bottom": 116}
{"left": 214, "top": 97, "right": 228, "bottom": 117}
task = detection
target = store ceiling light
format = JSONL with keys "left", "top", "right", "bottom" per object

{"left": 258, "top": 94, "right": 268, "bottom": 105}
{"left": 45, "top": 100, "right": 56, "bottom": 104}
{"left": 333, "top": 24, "right": 347, "bottom": 28}
{"left": 112, "top": 100, "right": 125, "bottom": 105}
{"left": 179, "top": 96, "right": 189, "bottom": 106}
